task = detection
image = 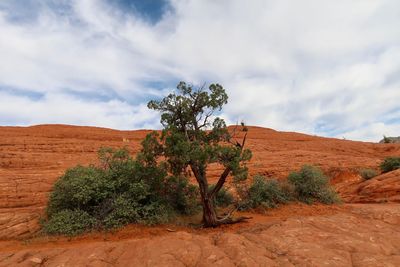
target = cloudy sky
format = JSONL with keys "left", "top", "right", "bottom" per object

{"left": 0, "top": 0, "right": 399, "bottom": 141}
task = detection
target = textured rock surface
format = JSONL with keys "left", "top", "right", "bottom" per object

{"left": 0, "top": 204, "right": 399, "bottom": 267}
{"left": 1, "top": 125, "right": 400, "bottom": 239}
{"left": 337, "top": 169, "right": 400, "bottom": 203}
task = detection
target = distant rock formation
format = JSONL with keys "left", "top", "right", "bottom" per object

{"left": 380, "top": 136, "right": 400, "bottom": 144}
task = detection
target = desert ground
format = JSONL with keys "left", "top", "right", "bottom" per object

{"left": 0, "top": 125, "right": 399, "bottom": 266}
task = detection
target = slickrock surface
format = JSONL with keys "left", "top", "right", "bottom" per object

{"left": 336, "top": 169, "right": 400, "bottom": 203}
{"left": 0, "top": 203, "right": 399, "bottom": 267}
{"left": 0, "top": 124, "right": 399, "bottom": 241}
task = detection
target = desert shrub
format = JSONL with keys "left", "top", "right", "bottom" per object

{"left": 42, "top": 147, "right": 200, "bottom": 235}
{"left": 46, "top": 165, "right": 113, "bottom": 217}
{"left": 359, "top": 168, "right": 378, "bottom": 180}
{"left": 102, "top": 195, "right": 173, "bottom": 229}
{"left": 238, "top": 175, "right": 293, "bottom": 211}
{"left": 317, "top": 188, "right": 341, "bottom": 204}
{"left": 42, "top": 210, "right": 96, "bottom": 236}
{"left": 209, "top": 185, "right": 234, "bottom": 207}
{"left": 380, "top": 157, "right": 400, "bottom": 173}
{"left": 163, "top": 176, "right": 200, "bottom": 214}
{"left": 288, "top": 165, "right": 340, "bottom": 204}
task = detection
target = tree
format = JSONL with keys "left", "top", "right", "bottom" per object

{"left": 382, "top": 135, "right": 391, "bottom": 144}
{"left": 145, "top": 81, "right": 252, "bottom": 227}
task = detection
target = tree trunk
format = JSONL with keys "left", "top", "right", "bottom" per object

{"left": 201, "top": 194, "right": 218, "bottom": 227}
{"left": 190, "top": 164, "right": 219, "bottom": 227}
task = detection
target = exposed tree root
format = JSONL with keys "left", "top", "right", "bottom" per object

{"left": 217, "top": 215, "right": 252, "bottom": 225}
{"left": 204, "top": 207, "right": 252, "bottom": 227}
{"left": 217, "top": 206, "right": 238, "bottom": 221}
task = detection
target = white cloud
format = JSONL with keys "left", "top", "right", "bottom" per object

{"left": 0, "top": 90, "right": 160, "bottom": 129}
{"left": 0, "top": 0, "right": 399, "bottom": 141}
{"left": 339, "top": 122, "right": 400, "bottom": 142}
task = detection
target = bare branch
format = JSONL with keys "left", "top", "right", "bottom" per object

{"left": 227, "top": 122, "right": 248, "bottom": 150}
{"left": 216, "top": 206, "right": 252, "bottom": 225}
{"left": 199, "top": 110, "right": 213, "bottom": 129}
{"left": 217, "top": 216, "right": 252, "bottom": 225}
{"left": 240, "top": 131, "right": 248, "bottom": 151}
{"left": 217, "top": 206, "right": 237, "bottom": 221}
{"left": 210, "top": 166, "right": 230, "bottom": 198}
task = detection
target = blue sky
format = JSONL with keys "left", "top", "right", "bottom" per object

{"left": 109, "top": 0, "right": 169, "bottom": 23}
{"left": 0, "top": 0, "right": 399, "bottom": 141}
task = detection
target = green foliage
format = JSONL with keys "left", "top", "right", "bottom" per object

{"left": 102, "top": 196, "right": 172, "bottom": 229}
{"left": 43, "top": 147, "right": 199, "bottom": 235}
{"left": 238, "top": 176, "right": 293, "bottom": 211}
{"left": 359, "top": 168, "right": 378, "bottom": 180}
{"left": 288, "top": 165, "right": 340, "bottom": 204}
{"left": 317, "top": 188, "right": 341, "bottom": 204}
{"left": 209, "top": 185, "right": 234, "bottom": 207}
{"left": 380, "top": 157, "right": 400, "bottom": 173}
{"left": 42, "top": 210, "right": 96, "bottom": 236}
{"left": 237, "top": 167, "right": 340, "bottom": 211}
{"left": 148, "top": 82, "right": 229, "bottom": 130}
{"left": 162, "top": 176, "right": 200, "bottom": 215}
{"left": 46, "top": 165, "right": 112, "bottom": 217}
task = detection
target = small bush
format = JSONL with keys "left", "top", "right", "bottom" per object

{"left": 359, "top": 168, "right": 378, "bottom": 180}
{"left": 288, "top": 165, "right": 340, "bottom": 204}
{"left": 42, "top": 210, "right": 96, "bottom": 236}
{"left": 46, "top": 165, "right": 113, "bottom": 217}
{"left": 317, "top": 188, "right": 341, "bottom": 204}
{"left": 209, "top": 185, "right": 234, "bottom": 207}
{"left": 238, "top": 175, "right": 292, "bottom": 211}
{"left": 380, "top": 157, "right": 400, "bottom": 173}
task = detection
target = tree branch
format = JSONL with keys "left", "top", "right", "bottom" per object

{"left": 210, "top": 166, "right": 231, "bottom": 198}
{"left": 210, "top": 129, "right": 248, "bottom": 198}
{"left": 216, "top": 207, "right": 252, "bottom": 225}
{"left": 240, "top": 131, "right": 248, "bottom": 151}
{"left": 198, "top": 110, "right": 213, "bottom": 129}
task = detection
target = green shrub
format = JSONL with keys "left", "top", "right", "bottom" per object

{"left": 288, "top": 165, "right": 340, "bottom": 204}
{"left": 163, "top": 176, "right": 200, "bottom": 214}
{"left": 209, "top": 185, "right": 234, "bottom": 207}
{"left": 42, "top": 147, "right": 200, "bottom": 235}
{"left": 46, "top": 165, "right": 112, "bottom": 217}
{"left": 359, "top": 168, "right": 378, "bottom": 180}
{"left": 238, "top": 175, "right": 292, "bottom": 211}
{"left": 380, "top": 157, "right": 400, "bottom": 173}
{"left": 318, "top": 188, "right": 341, "bottom": 204}
{"left": 42, "top": 210, "right": 96, "bottom": 236}
{"left": 102, "top": 195, "right": 173, "bottom": 229}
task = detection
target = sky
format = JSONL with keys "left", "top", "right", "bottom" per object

{"left": 0, "top": 0, "right": 399, "bottom": 141}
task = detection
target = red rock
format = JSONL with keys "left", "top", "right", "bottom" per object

{"left": 1, "top": 124, "right": 400, "bottom": 266}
